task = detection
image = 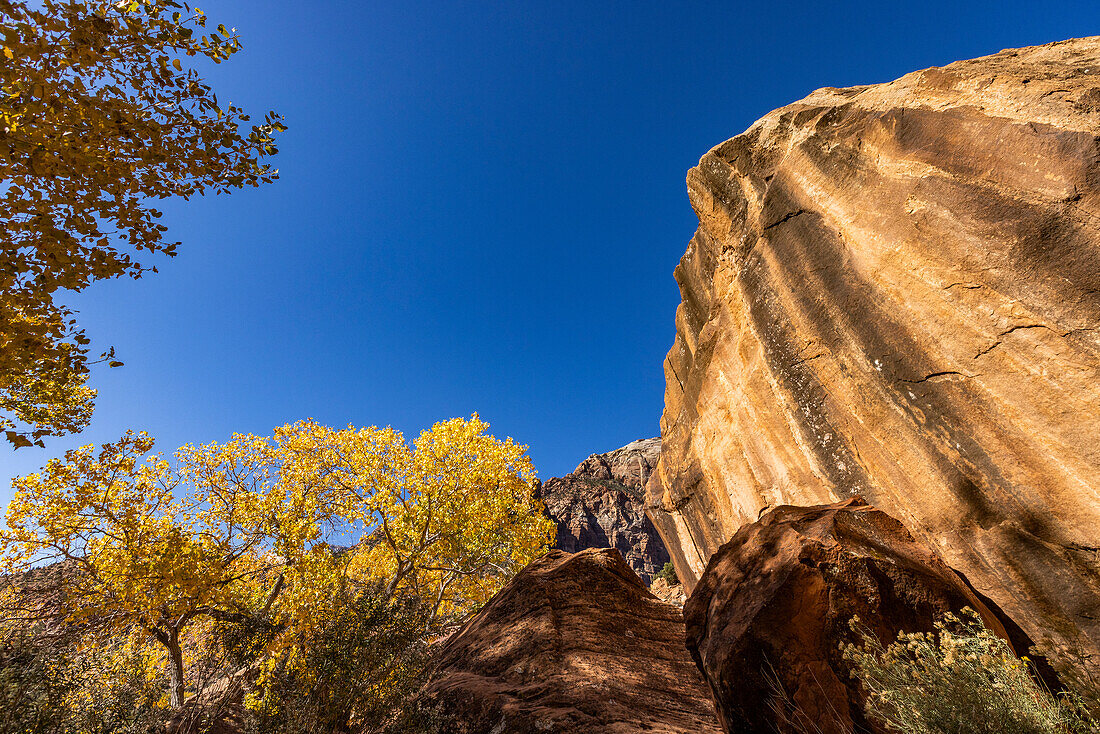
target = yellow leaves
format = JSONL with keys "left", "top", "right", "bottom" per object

{"left": 255, "top": 414, "right": 550, "bottom": 619}
{"left": 2, "top": 431, "right": 241, "bottom": 628}
{"left": 286, "top": 413, "right": 556, "bottom": 620}
{"left": 56, "top": 627, "right": 169, "bottom": 719}
{"left": 3, "top": 415, "right": 551, "bottom": 709}
{"left": 0, "top": 1, "right": 283, "bottom": 449}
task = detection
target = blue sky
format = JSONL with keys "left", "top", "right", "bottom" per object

{"left": 2, "top": 0, "right": 1098, "bottom": 502}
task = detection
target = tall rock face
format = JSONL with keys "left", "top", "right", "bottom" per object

{"left": 418, "top": 548, "right": 722, "bottom": 734}
{"left": 539, "top": 438, "right": 670, "bottom": 584}
{"left": 648, "top": 38, "right": 1100, "bottom": 684}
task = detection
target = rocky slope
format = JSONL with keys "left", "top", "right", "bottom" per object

{"left": 418, "top": 548, "right": 721, "bottom": 733}
{"left": 647, "top": 38, "right": 1100, "bottom": 684}
{"left": 539, "top": 438, "right": 670, "bottom": 583}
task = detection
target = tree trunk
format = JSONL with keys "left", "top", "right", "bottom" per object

{"left": 384, "top": 560, "right": 412, "bottom": 600}
{"left": 261, "top": 572, "right": 285, "bottom": 617}
{"left": 166, "top": 628, "right": 186, "bottom": 709}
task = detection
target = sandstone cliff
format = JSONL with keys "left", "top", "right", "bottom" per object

{"left": 539, "top": 437, "right": 670, "bottom": 583}
{"left": 648, "top": 38, "right": 1100, "bottom": 683}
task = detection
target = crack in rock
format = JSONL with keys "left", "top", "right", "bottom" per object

{"left": 974, "top": 323, "right": 1068, "bottom": 359}
{"left": 899, "top": 370, "right": 978, "bottom": 384}
{"left": 762, "top": 209, "right": 809, "bottom": 231}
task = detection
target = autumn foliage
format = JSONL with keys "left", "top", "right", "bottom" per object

{"left": 0, "top": 0, "right": 283, "bottom": 448}
{"left": 0, "top": 415, "right": 554, "bottom": 718}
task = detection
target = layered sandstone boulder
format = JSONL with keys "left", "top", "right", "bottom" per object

{"left": 419, "top": 548, "right": 721, "bottom": 734}
{"left": 539, "top": 438, "right": 670, "bottom": 583}
{"left": 648, "top": 38, "right": 1100, "bottom": 684}
{"left": 684, "top": 498, "right": 1013, "bottom": 734}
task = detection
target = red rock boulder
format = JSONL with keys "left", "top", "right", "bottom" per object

{"left": 683, "top": 498, "right": 1013, "bottom": 734}
{"left": 420, "top": 547, "right": 721, "bottom": 734}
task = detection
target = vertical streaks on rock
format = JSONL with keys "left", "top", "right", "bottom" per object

{"left": 647, "top": 37, "right": 1100, "bottom": 685}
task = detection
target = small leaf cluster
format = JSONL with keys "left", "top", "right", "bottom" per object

{"left": 653, "top": 561, "right": 679, "bottom": 586}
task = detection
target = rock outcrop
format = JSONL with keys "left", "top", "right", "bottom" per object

{"left": 419, "top": 548, "right": 722, "bottom": 734}
{"left": 540, "top": 438, "right": 670, "bottom": 583}
{"left": 649, "top": 576, "right": 687, "bottom": 606}
{"left": 648, "top": 37, "right": 1100, "bottom": 683}
{"left": 684, "top": 498, "right": 1013, "bottom": 734}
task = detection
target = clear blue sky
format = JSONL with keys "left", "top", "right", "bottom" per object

{"left": 2, "top": 0, "right": 1098, "bottom": 503}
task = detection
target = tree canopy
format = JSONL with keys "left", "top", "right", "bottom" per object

{"left": 0, "top": 0, "right": 283, "bottom": 448}
{"left": 0, "top": 415, "right": 554, "bottom": 709}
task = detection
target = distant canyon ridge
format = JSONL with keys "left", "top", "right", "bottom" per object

{"left": 538, "top": 437, "right": 669, "bottom": 585}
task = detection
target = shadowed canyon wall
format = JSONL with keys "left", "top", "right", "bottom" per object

{"left": 647, "top": 38, "right": 1100, "bottom": 681}
{"left": 539, "top": 438, "right": 670, "bottom": 584}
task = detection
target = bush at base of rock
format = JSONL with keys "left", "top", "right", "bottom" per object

{"left": 844, "top": 609, "right": 1097, "bottom": 734}
{"left": 654, "top": 561, "right": 679, "bottom": 586}
{"left": 650, "top": 563, "right": 687, "bottom": 607}
{"left": 0, "top": 624, "right": 170, "bottom": 734}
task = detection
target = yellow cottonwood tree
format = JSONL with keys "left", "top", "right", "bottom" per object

{"left": 0, "top": 432, "right": 335, "bottom": 708}
{"left": 1, "top": 416, "right": 553, "bottom": 709}
{"left": 275, "top": 415, "right": 556, "bottom": 622}
{"left": 0, "top": 0, "right": 283, "bottom": 447}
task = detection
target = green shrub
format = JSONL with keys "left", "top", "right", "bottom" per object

{"left": 245, "top": 584, "right": 436, "bottom": 734}
{"left": 0, "top": 625, "right": 68, "bottom": 734}
{"left": 653, "top": 562, "right": 679, "bottom": 586}
{"left": 0, "top": 624, "right": 170, "bottom": 734}
{"left": 844, "top": 609, "right": 1098, "bottom": 734}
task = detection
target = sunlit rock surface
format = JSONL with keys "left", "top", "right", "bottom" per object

{"left": 649, "top": 576, "right": 687, "bottom": 606}
{"left": 648, "top": 37, "right": 1100, "bottom": 682}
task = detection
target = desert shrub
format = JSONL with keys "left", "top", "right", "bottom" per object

{"left": 0, "top": 623, "right": 170, "bottom": 734}
{"left": 245, "top": 582, "right": 436, "bottom": 734}
{"left": 844, "top": 608, "right": 1098, "bottom": 734}
{"left": 63, "top": 632, "right": 171, "bottom": 734}
{"left": 0, "top": 624, "right": 68, "bottom": 734}
{"left": 654, "top": 562, "right": 679, "bottom": 586}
